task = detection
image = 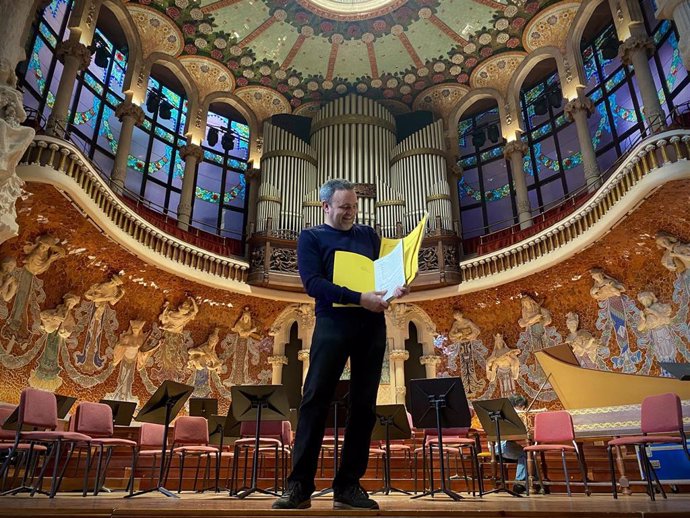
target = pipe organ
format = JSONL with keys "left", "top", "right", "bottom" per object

{"left": 255, "top": 94, "right": 454, "bottom": 238}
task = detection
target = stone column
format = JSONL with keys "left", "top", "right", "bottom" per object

{"left": 419, "top": 354, "right": 441, "bottom": 378}
{"left": 619, "top": 36, "right": 666, "bottom": 131}
{"left": 177, "top": 143, "right": 204, "bottom": 231}
{"left": 389, "top": 349, "right": 409, "bottom": 404}
{"left": 503, "top": 140, "right": 532, "bottom": 229}
{"left": 111, "top": 101, "right": 145, "bottom": 193}
{"left": 657, "top": 1, "right": 690, "bottom": 71}
{"left": 268, "top": 355, "right": 288, "bottom": 385}
{"left": 447, "top": 161, "right": 463, "bottom": 235}
{"left": 297, "top": 348, "right": 310, "bottom": 387}
{"left": 46, "top": 38, "right": 92, "bottom": 136}
{"left": 564, "top": 97, "right": 601, "bottom": 190}
{"left": 245, "top": 167, "right": 261, "bottom": 237}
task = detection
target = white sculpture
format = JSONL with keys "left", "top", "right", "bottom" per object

{"left": 518, "top": 294, "right": 552, "bottom": 328}
{"left": 0, "top": 256, "right": 17, "bottom": 302}
{"left": 187, "top": 327, "right": 222, "bottom": 372}
{"left": 159, "top": 296, "right": 199, "bottom": 334}
{"left": 564, "top": 312, "right": 600, "bottom": 364}
{"left": 22, "top": 235, "right": 66, "bottom": 276}
{"left": 589, "top": 268, "right": 626, "bottom": 301}
{"left": 448, "top": 310, "right": 480, "bottom": 342}
{"left": 637, "top": 291, "right": 673, "bottom": 332}
{"left": 485, "top": 333, "right": 521, "bottom": 382}
{"left": 656, "top": 231, "right": 690, "bottom": 273}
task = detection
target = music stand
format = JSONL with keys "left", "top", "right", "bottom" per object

{"left": 472, "top": 398, "right": 527, "bottom": 498}
{"left": 207, "top": 407, "right": 241, "bottom": 492}
{"left": 126, "top": 380, "right": 194, "bottom": 499}
{"left": 189, "top": 397, "right": 218, "bottom": 419}
{"left": 371, "top": 404, "right": 411, "bottom": 495}
{"left": 659, "top": 362, "right": 690, "bottom": 380}
{"left": 99, "top": 399, "right": 137, "bottom": 427}
{"left": 230, "top": 385, "right": 289, "bottom": 499}
{"left": 314, "top": 379, "right": 350, "bottom": 497}
{"left": 409, "top": 377, "right": 470, "bottom": 501}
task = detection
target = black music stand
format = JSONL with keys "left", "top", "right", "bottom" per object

{"left": 371, "top": 404, "right": 411, "bottom": 495}
{"left": 659, "top": 362, "right": 690, "bottom": 380}
{"left": 189, "top": 397, "right": 218, "bottom": 419}
{"left": 409, "top": 377, "right": 470, "bottom": 501}
{"left": 230, "top": 385, "right": 289, "bottom": 499}
{"left": 99, "top": 399, "right": 137, "bottom": 427}
{"left": 314, "top": 379, "right": 350, "bottom": 497}
{"left": 126, "top": 380, "right": 194, "bottom": 499}
{"left": 207, "top": 407, "right": 241, "bottom": 493}
{"left": 472, "top": 398, "right": 527, "bottom": 498}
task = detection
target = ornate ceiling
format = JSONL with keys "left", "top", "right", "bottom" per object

{"left": 125, "top": 0, "right": 573, "bottom": 112}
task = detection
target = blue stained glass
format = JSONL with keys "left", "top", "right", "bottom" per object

{"left": 605, "top": 69, "right": 626, "bottom": 92}
{"left": 590, "top": 88, "right": 603, "bottom": 103}
{"left": 39, "top": 23, "right": 57, "bottom": 48}
{"left": 524, "top": 83, "right": 545, "bottom": 104}
{"left": 228, "top": 159, "right": 248, "bottom": 171}
{"left": 84, "top": 73, "right": 104, "bottom": 95}
{"left": 653, "top": 20, "right": 671, "bottom": 45}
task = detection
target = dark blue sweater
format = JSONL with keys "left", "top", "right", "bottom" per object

{"left": 297, "top": 223, "right": 381, "bottom": 316}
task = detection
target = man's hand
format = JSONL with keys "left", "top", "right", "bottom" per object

{"left": 360, "top": 290, "right": 389, "bottom": 313}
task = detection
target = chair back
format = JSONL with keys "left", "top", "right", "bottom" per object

{"left": 240, "top": 419, "right": 284, "bottom": 440}
{"left": 641, "top": 393, "right": 683, "bottom": 435}
{"left": 0, "top": 404, "right": 17, "bottom": 440}
{"left": 173, "top": 416, "right": 209, "bottom": 445}
{"left": 533, "top": 411, "right": 575, "bottom": 443}
{"left": 75, "top": 402, "right": 113, "bottom": 438}
{"left": 19, "top": 388, "right": 58, "bottom": 430}
{"left": 139, "top": 423, "right": 165, "bottom": 448}
{"left": 281, "top": 420, "right": 292, "bottom": 446}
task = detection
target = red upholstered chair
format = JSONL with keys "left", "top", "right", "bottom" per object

{"left": 167, "top": 416, "right": 219, "bottom": 493}
{"left": 130, "top": 423, "right": 166, "bottom": 495}
{"left": 0, "top": 404, "right": 47, "bottom": 492}
{"left": 0, "top": 388, "right": 91, "bottom": 497}
{"left": 73, "top": 402, "right": 137, "bottom": 495}
{"left": 232, "top": 419, "right": 288, "bottom": 494}
{"left": 607, "top": 393, "right": 689, "bottom": 500}
{"left": 523, "top": 410, "right": 589, "bottom": 497}
{"left": 421, "top": 427, "right": 483, "bottom": 496}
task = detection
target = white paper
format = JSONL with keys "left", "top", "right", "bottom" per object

{"left": 373, "top": 240, "right": 405, "bottom": 301}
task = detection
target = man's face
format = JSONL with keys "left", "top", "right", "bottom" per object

{"left": 323, "top": 189, "right": 357, "bottom": 231}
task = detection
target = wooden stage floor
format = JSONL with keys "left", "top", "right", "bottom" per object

{"left": 0, "top": 492, "right": 689, "bottom": 518}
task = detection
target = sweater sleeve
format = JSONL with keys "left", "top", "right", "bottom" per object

{"left": 297, "top": 229, "right": 361, "bottom": 305}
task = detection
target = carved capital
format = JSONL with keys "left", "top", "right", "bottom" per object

{"left": 115, "top": 102, "right": 145, "bottom": 125}
{"left": 395, "top": 386, "right": 407, "bottom": 396}
{"left": 563, "top": 97, "right": 595, "bottom": 121}
{"left": 389, "top": 349, "right": 410, "bottom": 362}
{"left": 619, "top": 36, "right": 655, "bottom": 65}
{"left": 179, "top": 143, "right": 204, "bottom": 162}
{"left": 419, "top": 354, "right": 442, "bottom": 366}
{"left": 297, "top": 349, "right": 310, "bottom": 362}
{"left": 0, "top": 85, "right": 27, "bottom": 127}
{"left": 246, "top": 168, "right": 261, "bottom": 181}
{"left": 449, "top": 162, "right": 463, "bottom": 179}
{"left": 503, "top": 140, "right": 529, "bottom": 160}
{"left": 268, "top": 355, "right": 288, "bottom": 366}
{"left": 55, "top": 40, "right": 91, "bottom": 71}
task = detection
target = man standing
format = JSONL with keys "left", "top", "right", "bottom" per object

{"left": 273, "top": 179, "right": 407, "bottom": 510}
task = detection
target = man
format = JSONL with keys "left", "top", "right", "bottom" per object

{"left": 497, "top": 394, "right": 528, "bottom": 494}
{"left": 273, "top": 179, "right": 408, "bottom": 510}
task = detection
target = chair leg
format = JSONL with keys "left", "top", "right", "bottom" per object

{"left": 193, "top": 454, "right": 202, "bottom": 492}
{"left": 607, "top": 445, "right": 618, "bottom": 499}
{"left": 532, "top": 451, "right": 546, "bottom": 495}
{"left": 92, "top": 444, "right": 104, "bottom": 496}
{"left": 575, "top": 450, "right": 590, "bottom": 496}
{"left": 127, "top": 449, "right": 137, "bottom": 495}
{"left": 561, "top": 450, "right": 571, "bottom": 497}
{"left": 178, "top": 453, "right": 185, "bottom": 493}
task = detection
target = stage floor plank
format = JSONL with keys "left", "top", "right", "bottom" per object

{"left": 0, "top": 493, "right": 689, "bottom": 518}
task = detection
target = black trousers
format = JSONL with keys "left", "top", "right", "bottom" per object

{"left": 287, "top": 309, "right": 386, "bottom": 493}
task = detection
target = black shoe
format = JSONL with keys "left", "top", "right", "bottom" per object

{"left": 272, "top": 482, "right": 312, "bottom": 510}
{"left": 333, "top": 484, "right": 379, "bottom": 510}
{"left": 513, "top": 483, "right": 526, "bottom": 495}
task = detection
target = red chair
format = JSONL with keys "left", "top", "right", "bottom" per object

{"left": 232, "top": 420, "right": 289, "bottom": 494}
{"left": 421, "top": 427, "right": 483, "bottom": 496}
{"left": 0, "top": 404, "right": 47, "bottom": 493}
{"left": 72, "top": 402, "right": 137, "bottom": 495}
{"left": 129, "top": 423, "right": 166, "bottom": 495}
{"left": 607, "top": 393, "right": 689, "bottom": 500}
{"left": 523, "top": 411, "right": 589, "bottom": 497}
{"left": 166, "top": 416, "right": 219, "bottom": 493}
{"left": 0, "top": 388, "right": 91, "bottom": 497}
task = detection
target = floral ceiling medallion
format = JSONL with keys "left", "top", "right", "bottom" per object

{"left": 296, "top": 0, "right": 409, "bottom": 20}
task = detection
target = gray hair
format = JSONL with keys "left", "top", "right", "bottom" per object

{"left": 508, "top": 394, "right": 528, "bottom": 409}
{"left": 319, "top": 178, "right": 355, "bottom": 204}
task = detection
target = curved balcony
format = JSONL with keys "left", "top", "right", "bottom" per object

{"left": 17, "top": 129, "right": 690, "bottom": 299}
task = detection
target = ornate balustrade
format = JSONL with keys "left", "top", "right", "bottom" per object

{"left": 18, "top": 137, "right": 251, "bottom": 286}
{"left": 16, "top": 130, "right": 690, "bottom": 299}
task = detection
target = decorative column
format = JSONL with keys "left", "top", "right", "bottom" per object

{"left": 447, "top": 161, "right": 463, "bottom": 235}
{"left": 389, "top": 349, "right": 409, "bottom": 404}
{"left": 245, "top": 167, "right": 261, "bottom": 236}
{"left": 420, "top": 354, "right": 442, "bottom": 378}
{"left": 564, "top": 97, "right": 601, "bottom": 190}
{"left": 619, "top": 36, "right": 666, "bottom": 131}
{"left": 111, "top": 101, "right": 145, "bottom": 193}
{"left": 297, "top": 348, "right": 310, "bottom": 387}
{"left": 46, "top": 38, "right": 92, "bottom": 136}
{"left": 503, "top": 140, "right": 533, "bottom": 229}
{"left": 177, "top": 143, "right": 204, "bottom": 231}
{"left": 268, "top": 355, "right": 288, "bottom": 385}
{"left": 657, "top": 1, "right": 690, "bottom": 71}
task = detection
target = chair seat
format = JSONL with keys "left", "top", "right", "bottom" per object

{"left": 428, "top": 438, "right": 475, "bottom": 446}
{"left": 0, "top": 442, "right": 48, "bottom": 451}
{"left": 608, "top": 435, "right": 682, "bottom": 447}
{"left": 386, "top": 444, "right": 411, "bottom": 452}
{"left": 172, "top": 445, "right": 219, "bottom": 454}
{"left": 234, "top": 437, "right": 281, "bottom": 447}
{"left": 524, "top": 444, "right": 576, "bottom": 452}
{"left": 21, "top": 430, "right": 91, "bottom": 442}
{"left": 90, "top": 437, "right": 137, "bottom": 447}
{"left": 137, "top": 448, "right": 163, "bottom": 457}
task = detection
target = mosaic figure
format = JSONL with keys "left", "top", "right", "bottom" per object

{"left": 106, "top": 320, "right": 149, "bottom": 403}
